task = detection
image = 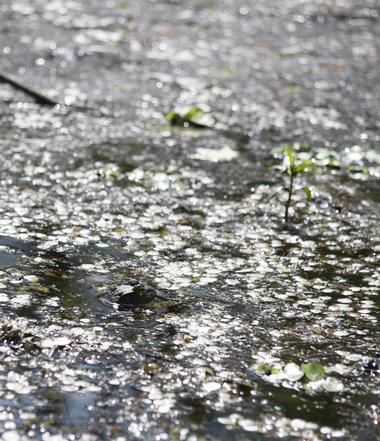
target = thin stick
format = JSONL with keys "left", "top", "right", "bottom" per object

{"left": 285, "top": 173, "right": 294, "bottom": 223}
{"left": 0, "top": 72, "right": 58, "bottom": 106}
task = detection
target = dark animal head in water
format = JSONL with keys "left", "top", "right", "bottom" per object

{"left": 108, "top": 280, "right": 163, "bottom": 310}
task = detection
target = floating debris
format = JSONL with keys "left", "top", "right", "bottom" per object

{"left": 0, "top": 0, "right": 378, "bottom": 439}
{"left": 0, "top": 324, "right": 41, "bottom": 352}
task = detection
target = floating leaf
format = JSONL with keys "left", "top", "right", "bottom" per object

{"left": 268, "top": 372, "right": 285, "bottom": 383}
{"left": 348, "top": 165, "right": 369, "bottom": 174}
{"left": 166, "top": 111, "right": 182, "bottom": 125}
{"left": 254, "top": 362, "right": 270, "bottom": 375}
{"left": 325, "top": 162, "right": 341, "bottom": 170}
{"left": 183, "top": 106, "right": 203, "bottom": 121}
{"left": 283, "top": 363, "right": 304, "bottom": 382}
{"left": 166, "top": 106, "right": 204, "bottom": 127}
{"left": 41, "top": 336, "right": 71, "bottom": 349}
{"left": 321, "top": 377, "right": 344, "bottom": 392}
{"left": 301, "top": 363, "right": 325, "bottom": 381}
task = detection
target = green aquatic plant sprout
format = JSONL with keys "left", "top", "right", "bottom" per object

{"left": 166, "top": 106, "right": 205, "bottom": 128}
{"left": 283, "top": 145, "right": 313, "bottom": 223}
{"left": 254, "top": 362, "right": 271, "bottom": 375}
{"left": 253, "top": 360, "right": 343, "bottom": 392}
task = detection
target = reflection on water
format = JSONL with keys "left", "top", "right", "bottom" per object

{"left": 62, "top": 393, "right": 98, "bottom": 427}
{"left": 0, "top": 0, "right": 379, "bottom": 439}
{"left": 0, "top": 250, "right": 18, "bottom": 268}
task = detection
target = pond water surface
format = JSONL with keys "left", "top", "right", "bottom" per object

{"left": 0, "top": 0, "right": 379, "bottom": 440}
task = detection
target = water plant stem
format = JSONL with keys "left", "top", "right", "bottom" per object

{"left": 285, "top": 172, "right": 294, "bottom": 223}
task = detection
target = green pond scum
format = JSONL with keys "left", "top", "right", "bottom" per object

{"left": 0, "top": 0, "right": 379, "bottom": 440}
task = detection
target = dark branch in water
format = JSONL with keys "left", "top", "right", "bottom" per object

{"left": 285, "top": 173, "right": 294, "bottom": 223}
{"left": 0, "top": 72, "right": 58, "bottom": 106}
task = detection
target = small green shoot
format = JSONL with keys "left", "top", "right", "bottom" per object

{"left": 100, "top": 164, "right": 121, "bottom": 181}
{"left": 283, "top": 145, "right": 314, "bottom": 223}
{"left": 166, "top": 106, "right": 205, "bottom": 128}
{"left": 254, "top": 362, "right": 271, "bottom": 375}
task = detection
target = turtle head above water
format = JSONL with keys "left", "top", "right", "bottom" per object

{"left": 105, "top": 280, "right": 166, "bottom": 310}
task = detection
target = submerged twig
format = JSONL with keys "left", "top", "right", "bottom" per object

{"left": 283, "top": 145, "right": 313, "bottom": 223}
{"left": 284, "top": 171, "right": 294, "bottom": 223}
{"left": 0, "top": 72, "right": 58, "bottom": 106}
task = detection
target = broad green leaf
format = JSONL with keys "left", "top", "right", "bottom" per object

{"left": 166, "top": 107, "right": 204, "bottom": 126}
{"left": 286, "top": 167, "right": 295, "bottom": 177}
{"left": 348, "top": 165, "right": 369, "bottom": 174}
{"left": 166, "top": 111, "right": 182, "bottom": 125}
{"left": 254, "top": 362, "right": 270, "bottom": 375}
{"left": 283, "top": 363, "right": 304, "bottom": 382}
{"left": 184, "top": 106, "right": 203, "bottom": 122}
{"left": 301, "top": 159, "right": 314, "bottom": 167}
{"left": 326, "top": 163, "right": 341, "bottom": 170}
{"left": 303, "top": 186, "right": 312, "bottom": 201}
{"left": 321, "top": 377, "right": 344, "bottom": 392}
{"left": 284, "top": 145, "right": 295, "bottom": 167}
{"left": 301, "top": 363, "right": 325, "bottom": 381}
{"left": 294, "top": 160, "right": 313, "bottom": 174}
